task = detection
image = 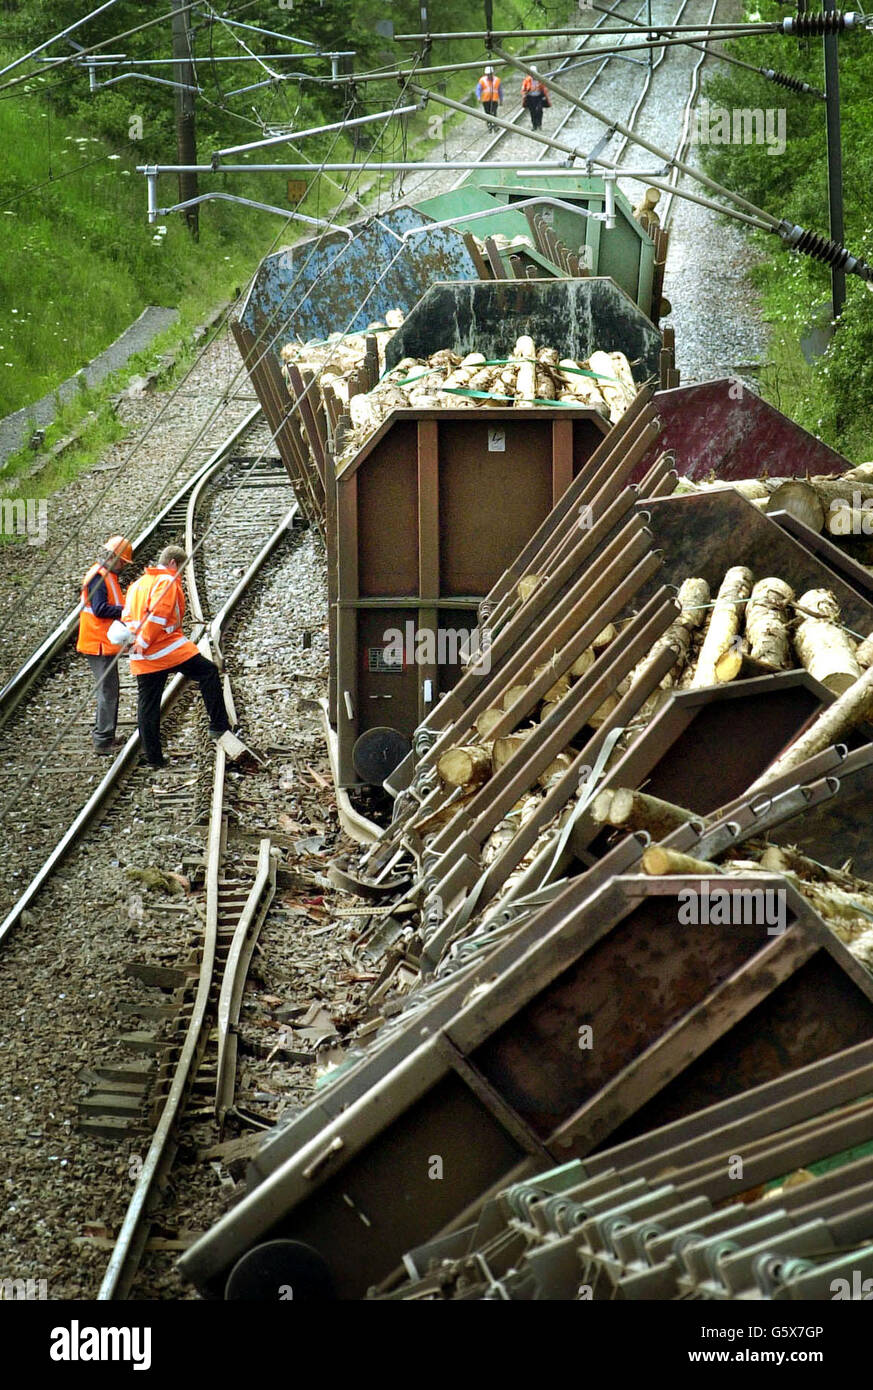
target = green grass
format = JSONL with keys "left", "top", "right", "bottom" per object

{"left": 0, "top": 69, "right": 280, "bottom": 419}
{"left": 0, "top": 0, "right": 551, "bottom": 497}
{"left": 697, "top": 6, "right": 873, "bottom": 464}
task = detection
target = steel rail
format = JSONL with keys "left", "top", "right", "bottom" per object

{"left": 98, "top": 497, "right": 299, "bottom": 1301}
{"left": 215, "top": 837, "right": 277, "bottom": 1129}
{"left": 0, "top": 412, "right": 267, "bottom": 949}
{"left": 612, "top": 0, "right": 696, "bottom": 165}
{"left": 660, "top": 0, "right": 722, "bottom": 226}
{"left": 0, "top": 404, "right": 261, "bottom": 731}
{"left": 454, "top": 2, "right": 630, "bottom": 189}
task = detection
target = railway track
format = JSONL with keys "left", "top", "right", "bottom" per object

{"left": 0, "top": 408, "right": 319, "bottom": 1296}
{"left": 469, "top": 0, "right": 712, "bottom": 179}
{"left": 97, "top": 495, "right": 298, "bottom": 1300}
{"left": 0, "top": 410, "right": 287, "bottom": 944}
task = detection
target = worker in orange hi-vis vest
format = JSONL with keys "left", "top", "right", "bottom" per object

{"left": 522, "top": 72, "right": 551, "bottom": 131}
{"left": 121, "top": 544, "right": 230, "bottom": 769}
{"left": 476, "top": 65, "right": 502, "bottom": 129}
{"left": 76, "top": 534, "right": 132, "bottom": 756}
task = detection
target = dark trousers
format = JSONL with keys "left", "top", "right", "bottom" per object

{"left": 136, "top": 652, "right": 230, "bottom": 765}
{"left": 482, "top": 100, "right": 498, "bottom": 125}
{"left": 85, "top": 654, "right": 120, "bottom": 748}
{"left": 528, "top": 99, "right": 545, "bottom": 130}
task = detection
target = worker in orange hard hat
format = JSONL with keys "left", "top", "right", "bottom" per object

{"left": 77, "top": 535, "right": 133, "bottom": 755}
{"left": 522, "top": 71, "right": 550, "bottom": 131}
{"left": 476, "top": 64, "right": 502, "bottom": 130}
{"left": 122, "top": 544, "right": 231, "bottom": 770}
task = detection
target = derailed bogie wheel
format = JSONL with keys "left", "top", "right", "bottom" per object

{"left": 352, "top": 726, "right": 411, "bottom": 784}
{"left": 225, "top": 1239, "right": 337, "bottom": 1301}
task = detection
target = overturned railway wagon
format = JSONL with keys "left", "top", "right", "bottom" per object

{"left": 184, "top": 172, "right": 873, "bottom": 1300}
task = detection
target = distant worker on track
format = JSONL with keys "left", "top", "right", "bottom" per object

{"left": 476, "top": 65, "right": 502, "bottom": 130}
{"left": 77, "top": 535, "right": 132, "bottom": 757}
{"left": 121, "top": 544, "right": 230, "bottom": 770}
{"left": 522, "top": 74, "right": 550, "bottom": 131}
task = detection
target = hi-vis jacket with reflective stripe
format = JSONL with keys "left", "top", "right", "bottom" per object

{"left": 77, "top": 563, "right": 125, "bottom": 656}
{"left": 122, "top": 565, "right": 199, "bottom": 674}
{"left": 476, "top": 73, "right": 502, "bottom": 103}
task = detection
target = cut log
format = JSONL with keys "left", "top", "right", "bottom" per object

{"left": 534, "top": 367, "right": 556, "bottom": 401}
{"left": 437, "top": 744, "right": 493, "bottom": 789}
{"left": 727, "top": 479, "right": 772, "bottom": 500}
{"left": 744, "top": 576, "right": 795, "bottom": 670}
{"left": 514, "top": 336, "right": 537, "bottom": 404}
{"left": 625, "top": 576, "right": 711, "bottom": 700}
{"left": 502, "top": 684, "right": 528, "bottom": 712}
{"left": 475, "top": 707, "right": 505, "bottom": 739}
{"left": 557, "top": 359, "right": 609, "bottom": 413}
{"left": 588, "top": 693, "right": 619, "bottom": 728}
{"left": 794, "top": 588, "right": 861, "bottom": 695}
{"left": 415, "top": 790, "right": 478, "bottom": 836}
{"left": 855, "top": 635, "right": 873, "bottom": 669}
{"left": 592, "top": 787, "right": 694, "bottom": 839}
{"left": 824, "top": 502, "right": 873, "bottom": 537}
{"left": 713, "top": 643, "right": 745, "bottom": 683}
{"left": 841, "top": 461, "right": 873, "bottom": 483}
{"left": 592, "top": 622, "right": 618, "bottom": 650}
{"left": 750, "top": 661, "right": 873, "bottom": 790}
{"left": 588, "top": 350, "right": 630, "bottom": 421}
{"left": 806, "top": 476, "right": 873, "bottom": 505}
{"left": 491, "top": 733, "right": 529, "bottom": 774}
{"left": 765, "top": 480, "right": 825, "bottom": 532}
{"left": 691, "top": 566, "right": 754, "bottom": 688}
{"left": 538, "top": 752, "right": 574, "bottom": 788}
{"left": 757, "top": 842, "right": 873, "bottom": 895}
{"left": 533, "top": 663, "right": 571, "bottom": 704}
{"left": 642, "top": 846, "right": 720, "bottom": 876}
{"left": 569, "top": 647, "right": 595, "bottom": 678}
{"left": 517, "top": 574, "right": 540, "bottom": 602}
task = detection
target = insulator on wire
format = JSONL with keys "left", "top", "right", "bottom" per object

{"left": 782, "top": 10, "right": 863, "bottom": 35}
{"left": 760, "top": 68, "right": 825, "bottom": 98}
{"left": 777, "top": 221, "right": 873, "bottom": 282}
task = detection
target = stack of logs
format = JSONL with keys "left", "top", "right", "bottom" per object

{"left": 683, "top": 460, "right": 873, "bottom": 546}
{"left": 369, "top": 338, "right": 637, "bottom": 424}
{"left": 280, "top": 310, "right": 402, "bottom": 382}
{"left": 281, "top": 331, "right": 639, "bottom": 466}
{"left": 590, "top": 786, "right": 873, "bottom": 970}
{"left": 430, "top": 564, "right": 873, "bottom": 882}
{"left": 436, "top": 568, "right": 873, "bottom": 800}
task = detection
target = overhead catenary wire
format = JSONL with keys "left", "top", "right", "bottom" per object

{"left": 0, "top": 232, "right": 412, "bottom": 837}
{"left": 0, "top": 67, "right": 428, "bottom": 808}
{"left": 0, "top": 103, "right": 372, "bottom": 631}
{"left": 589, "top": 0, "right": 826, "bottom": 95}
{"left": 391, "top": 16, "right": 868, "bottom": 40}
{"left": 406, "top": 77, "right": 777, "bottom": 230}
{"left": 0, "top": 2, "right": 203, "bottom": 96}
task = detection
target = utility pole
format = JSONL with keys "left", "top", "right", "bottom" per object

{"left": 822, "top": 0, "right": 845, "bottom": 318}
{"left": 171, "top": 0, "right": 198, "bottom": 238}
{"left": 420, "top": 3, "right": 430, "bottom": 66}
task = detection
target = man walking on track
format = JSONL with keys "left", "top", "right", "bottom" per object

{"left": 122, "top": 544, "right": 230, "bottom": 769}
{"left": 522, "top": 74, "right": 550, "bottom": 131}
{"left": 77, "top": 534, "right": 132, "bottom": 756}
{"left": 476, "top": 65, "right": 502, "bottom": 129}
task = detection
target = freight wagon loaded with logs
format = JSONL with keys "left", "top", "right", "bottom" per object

{"left": 180, "top": 171, "right": 873, "bottom": 1300}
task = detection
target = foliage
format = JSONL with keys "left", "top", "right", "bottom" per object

{"left": 698, "top": 2, "right": 873, "bottom": 460}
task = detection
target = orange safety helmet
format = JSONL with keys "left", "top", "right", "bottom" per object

{"left": 104, "top": 534, "right": 134, "bottom": 565}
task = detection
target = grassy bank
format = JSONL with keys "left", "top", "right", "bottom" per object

{"left": 699, "top": 5, "right": 873, "bottom": 462}
{"left": 0, "top": 0, "right": 563, "bottom": 493}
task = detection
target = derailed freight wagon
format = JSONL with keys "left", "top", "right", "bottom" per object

{"left": 325, "top": 276, "right": 662, "bottom": 788}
